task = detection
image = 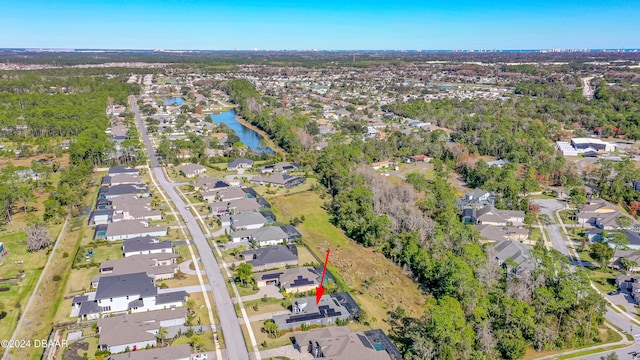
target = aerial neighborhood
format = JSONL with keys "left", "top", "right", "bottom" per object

{"left": 2, "top": 48, "right": 640, "bottom": 360}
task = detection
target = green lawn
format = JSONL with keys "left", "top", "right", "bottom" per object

{"left": 589, "top": 269, "right": 617, "bottom": 293}
{"left": 237, "top": 297, "right": 285, "bottom": 317}
{"left": 171, "top": 331, "right": 217, "bottom": 352}
{"left": 253, "top": 320, "right": 295, "bottom": 350}
{"left": 0, "top": 231, "right": 47, "bottom": 342}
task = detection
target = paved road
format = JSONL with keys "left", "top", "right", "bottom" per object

{"left": 532, "top": 199, "right": 571, "bottom": 259}
{"left": 131, "top": 96, "right": 249, "bottom": 360}
{"left": 534, "top": 198, "right": 640, "bottom": 359}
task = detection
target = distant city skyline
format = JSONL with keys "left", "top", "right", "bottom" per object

{"left": 3, "top": 0, "right": 639, "bottom": 50}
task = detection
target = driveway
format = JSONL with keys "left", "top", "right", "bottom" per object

{"left": 254, "top": 345, "right": 312, "bottom": 360}
{"left": 241, "top": 285, "right": 284, "bottom": 302}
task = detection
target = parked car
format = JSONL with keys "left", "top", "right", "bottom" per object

{"left": 193, "top": 354, "right": 208, "bottom": 360}
{"left": 608, "top": 290, "right": 619, "bottom": 296}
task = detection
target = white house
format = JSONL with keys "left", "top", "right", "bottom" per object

{"left": 97, "top": 309, "right": 187, "bottom": 354}
{"left": 231, "top": 226, "right": 288, "bottom": 246}
{"left": 71, "top": 272, "right": 185, "bottom": 320}
{"left": 122, "top": 237, "right": 173, "bottom": 257}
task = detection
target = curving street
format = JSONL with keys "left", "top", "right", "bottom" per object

{"left": 130, "top": 96, "right": 249, "bottom": 360}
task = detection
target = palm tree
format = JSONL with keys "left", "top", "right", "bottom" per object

{"left": 263, "top": 320, "right": 279, "bottom": 338}
{"left": 157, "top": 326, "right": 168, "bottom": 346}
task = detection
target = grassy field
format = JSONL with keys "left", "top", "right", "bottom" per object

{"left": 171, "top": 331, "right": 217, "bottom": 352}
{"left": 0, "top": 231, "right": 47, "bottom": 344}
{"left": 271, "top": 190, "right": 427, "bottom": 331}
{"left": 188, "top": 291, "right": 218, "bottom": 325}
{"left": 252, "top": 320, "right": 295, "bottom": 350}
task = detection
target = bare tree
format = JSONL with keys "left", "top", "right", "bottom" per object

{"left": 26, "top": 224, "right": 51, "bottom": 252}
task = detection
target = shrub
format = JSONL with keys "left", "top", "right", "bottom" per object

{"left": 52, "top": 275, "right": 62, "bottom": 281}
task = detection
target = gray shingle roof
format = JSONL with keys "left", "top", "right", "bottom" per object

{"left": 95, "top": 272, "right": 157, "bottom": 300}
{"left": 123, "top": 237, "right": 172, "bottom": 254}
{"left": 243, "top": 245, "right": 298, "bottom": 268}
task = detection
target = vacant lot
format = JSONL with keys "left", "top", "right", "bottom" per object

{"left": 0, "top": 231, "right": 48, "bottom": 343}
{"left": 271, "top": 191, "right": 426, "bottom": 331}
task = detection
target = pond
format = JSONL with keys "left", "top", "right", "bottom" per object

{"left": 209, "top": 110, "right": 275, "bottom": 154}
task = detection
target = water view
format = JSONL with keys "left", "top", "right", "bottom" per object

{"left": 161, "top": 96, "right": 186, "bottom": 106}
{"left": 209, "top": 110, "right": 275, "bottom": 154}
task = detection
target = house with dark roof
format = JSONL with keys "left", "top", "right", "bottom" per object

{"left": 71, "top": 272, "right": 185, "bottom": 320}
{"left": 294, "top": 327, "right": 401, "bottom": 360}
{"left": 250, "top": 173, "right": 306, "bottom": 188}
{"left": 256, "top": 267, "right": 319, "bottom": 293}
{"left": 260, "top": 210, "right": 277, "bottom": 223}
{"left": 280, "top": 224, "right": 302, "bottom": 241}
{"left": 259, "top": 162, "right": 301, "bottom": 174}
{"left": 103, "top": 174, "right": 142, "bottom": 187}
{"left": 242, "top": 244, "right": 298, "bottom": 271}
{"left": 108, "top": 166, "right": 140, "bottom": 177}
{"left": 122, "top": 237, "right": 173, "bottom": 257}
{"left": 273, "top": 292, "right": 359, "bottom": 330}
{"left": 492, "top": 240, "right": 536, "bottom": 274}
{"left": 227, "top": 158, "right": 254, "bottom": 171}
{"left": 97, "top": 309, "right": 187, "bottom": 354}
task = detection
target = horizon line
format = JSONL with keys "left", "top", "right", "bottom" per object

{"left": 2, "top": 48, "right": 640, "bottom": 53}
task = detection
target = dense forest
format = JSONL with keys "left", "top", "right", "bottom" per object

{"left": 314, "top": 139, "right": 606, "bottom": 359}
{"left": 0, "top": 70, "right": 140, "bottom": 224}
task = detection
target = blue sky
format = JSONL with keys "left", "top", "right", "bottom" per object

{"left": 2, "top": 0, "right": 639, "bottom": 50}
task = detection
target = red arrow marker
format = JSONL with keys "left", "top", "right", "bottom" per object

{"left": 315, "top": 249, "right": 331, "bottom": 305}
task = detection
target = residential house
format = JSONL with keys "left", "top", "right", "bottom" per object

{"left": 280, "top": 225, "right": 302, "bottom": 241}
{"left": 103, "top": 174, "right": 142, "bottom": 187}
{"left": 230, "top": 226, "right": 288, "bottom": 246}
{"left": 475, "top": 205, "right": 525, "bottom": 226}
{"left": 122, "top": 237, "right": 173, "bottom": 257}
{"left": 102, "top": 221, "right": 168, "bottom": 241}
{"left": 105, "top": 344, "right": 191, "bottom": 360}
{"left": 260, "top": 210, "right": 277, "bottom": 223}
{"left": 371, "top": 160, "right": 395, "bottom": 170}
{"left": 259, "top": 162, "right": 301, "bottom": 174}
{"left": 492, "top": 240, "right": 536, "bottom": 274}
{"left": 249, "top": 173, "right": 306, "bottom": 188}
{"left": 192, "top": 177, "right": 230, "bottom": 191}
{"left": 231, "top": 212, "right": 267, "bottom": 231}
{"left": 571, "top": 138, "right": 616, "bottom": 153}
{"left": 227, "top": 158, "right": 254, "bottom": 171}
{"left": 577, "top": 200, "right": 639, "bottom": 230}
{"left": 89, "top": 209, "right": 114, "bottom": 226}
{"left": 465, "top": 188, "right": 491, "bottom": 203}
{"left": 211, "top": 132, "right": 228, "bottom": 145}
{"left": 616, "top": 274, "right": 640, "bottom": 301}
{"left": 610, "top": 250, "right": 640, "bottom": 272}
{"left": 99, "top": 184, "right": 150, "bottom": 200}
{"left": 71, "top": 272, "right": 185, "bottom": 320}
{"left": 91, "top": 253, "right": 179, "bottom": 287}
{"left": 255, "top": 267, "right": 319, "bottom": 293}
{"left": 201, "top": 187, "right": 247, "bottom": 203}
{"left": 209, "top": 198, "right": 262, "bottom": 215}
{"left": 486, "top": 159, "right": 511, "bottom": 167}
{"left": 180, "top": 163, "right": 206, "bottom": 178}
{"left": 97, "top": 309, "right": 187, "bottom": 354}
{"left": 474, "top": 224, "right": 529, "bottom": 243}
{"left": 632, "top": 180, "right": 640, "bottom": 193}
{"left": 110, "top": 196, "right": 162, "bottom": 223}
{"left": 294, "top": 327, "right": 401, "bottom": 360}
{"left": 108, "top": 166, "right": 140, "bottom": 177}
{"left": 403, "top": 155, "right": 430, "bottom": 163}
{"left": 273, "top": 292, "right": 360, "bottom": 330}
{"left": 242, "top": 244, "right": 298, "bottom": 271}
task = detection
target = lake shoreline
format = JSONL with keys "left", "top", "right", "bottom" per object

{"left": 233, "top": 113, "right": 285, "bottom": 156}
